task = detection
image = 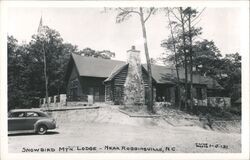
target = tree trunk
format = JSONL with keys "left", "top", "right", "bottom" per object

{"left": 42, "top": 42, "right": 49, "bottom": 109}
{"left": 188, "top": 12, "right": 194, "bottom": 112}
{"left": 167, "top": 9, "right": 181, "bottom": 109}
{"left": 139, "top": 7, "right": 154, "bottom": 113}
{"left": 180, "top": 7, "right": 188, "bottom": 111}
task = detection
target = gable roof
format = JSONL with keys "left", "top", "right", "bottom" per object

{"left": 72, "top": 53, "right": 126, "bottom": 78}
{"left": 104, "top": 64, "right": 128, "bottom": 82}
{"left": 104, "top": 64, "right": 158, "bottom": 84}
{"left": 68, "top": 53, "right": 223, "bottom": 89}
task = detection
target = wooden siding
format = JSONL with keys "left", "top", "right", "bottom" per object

{"left": 66, "top": 63, "right": 106, "bottom": 102}
{"left": 113, "top": 65, "right": 128, "bottom": 86}
{"left": 105, "top": 82, "right": 112, "bottom": 102}
{"left": 108, "top": 65, "right": 152, "bottom": 104}
{"left": 66, "top": 65, "right": 84, "bottom": 100}
{"left": 80, "top": 77, "right": 106, "bottom": 102}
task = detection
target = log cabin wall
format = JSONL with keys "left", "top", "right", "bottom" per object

{"left": 67, "top": 64, "right": 208, "bottom": 104}
{"left": 105, "top": 82, "right": 112, "bottom": 102}
{"left": 105, "top": 65, "right": 152, "bottom": 105}
{"left": 113, "top": 65, "right": 128, "bottom": 104}
{"left": 113, "top": 65, "right": 128, "bottom": 86}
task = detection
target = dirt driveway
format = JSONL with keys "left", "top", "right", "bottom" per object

{"left": 8, "top": 106, "right": 241, "bottom": 153}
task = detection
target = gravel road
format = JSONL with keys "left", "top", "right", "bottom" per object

{"left": 8, "top": 106, "right": 241, "bottom": 153}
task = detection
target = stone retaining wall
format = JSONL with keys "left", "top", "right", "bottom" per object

{"left": 208, "top": 97, "right": 231, "bottom": 109}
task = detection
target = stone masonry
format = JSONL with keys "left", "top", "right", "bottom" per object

{"left": 124, "top": 46, "right": 145, "bottom": 106}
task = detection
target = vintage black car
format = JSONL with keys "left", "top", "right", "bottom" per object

{"left": 8, "top": 109, "right": 57, "bottom": 135}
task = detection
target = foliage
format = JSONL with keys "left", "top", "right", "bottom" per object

{"left": 161, "top": 7, "right": 241, "bottom": 111}
{"left": 28, "top": 25, "right": 68, "bottom": 97}
{"left": 8, "top": 36, "right": 31, "bottom": 110}
{"left": 79, "top": 47, "right": 115, "bottom": 59}
{"left": 218, "top": 53, "right": 241, "bottom": 101}
{"left": 8, "top": 26, "right": 115, "bottom": 110}
{"left": 192, "top": 40, "right": 222, "bottom": 76}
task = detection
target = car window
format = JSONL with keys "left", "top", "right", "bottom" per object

{"left": 9, "top": 112, "right": 25, "bottom": 118}
{"left": 38, "top": 112, "right": 48, "bottom": 117}
{"left": 26, "top": 112, "right": 39, "bottom": 117}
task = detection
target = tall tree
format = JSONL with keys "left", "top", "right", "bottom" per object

{"left": 171, "top": 7, "right": 189, "bottom": 110}
{"left": 113, "top": 7, "right": 156, "bottom": 113}
{"left": 185, "top": 7, "right": 203, "bottom": 111}
{"left": 161, "top": 8, "right": 181, "bottom": 109}
{"left": 8, "top": 36, "right": 27, "bottom": 110}
{"left": 28, "top": 26, "right": 69, "bottom": 102}
{"left": 162, "top": 7, "right": 203, "bottom": 111}
{"left": 37, "top": 17, "right": 49, "bottom": 108}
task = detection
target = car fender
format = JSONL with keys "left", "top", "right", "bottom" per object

{"left": 34, "top": 119, "right": 52, "bottom": 131}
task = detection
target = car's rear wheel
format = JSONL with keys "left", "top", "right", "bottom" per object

{"left": 37, "top": 125, "right": 47, "bottom": 135}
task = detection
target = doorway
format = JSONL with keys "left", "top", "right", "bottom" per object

{"left": 114, "top": 86, "right": 123, "bottom": 105}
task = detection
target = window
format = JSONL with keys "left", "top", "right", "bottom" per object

{"left": 9, "top": 112, "right": 25, "bottom": 118}
{"left": 26, "top": 112, "right": 39, "bottom": 117}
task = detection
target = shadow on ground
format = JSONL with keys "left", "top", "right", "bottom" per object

{"left": 8, "top": 131, "right": 59, "bottom": 137}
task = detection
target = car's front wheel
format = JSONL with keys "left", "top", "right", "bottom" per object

{"left": 37, "top": 125, "right": 47, "bottom": 135}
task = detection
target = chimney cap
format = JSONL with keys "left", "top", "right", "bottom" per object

{"left": 127, "top": 45, "right": 140, "bottom": 53}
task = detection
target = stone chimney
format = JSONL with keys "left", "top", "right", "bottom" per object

{"left": 124, "top": 46, "right": 145, "bottom": 106}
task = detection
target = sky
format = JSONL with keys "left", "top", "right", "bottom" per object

{"left": 7, "top": 7, "right": 242, "bottom": 63}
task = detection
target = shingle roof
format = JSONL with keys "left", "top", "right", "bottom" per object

{"left": 143, "top": 64, "right": 175, "bottom": 84}
{"left": 72, "top": 53, "right": 126, "bottom": 78}
{"left": 142, "top": 64, "right": 223, "bottom": 89}
{"left": 104, "top": 64, "right": 128, "bottom": 82}
{"left": 70, "top": 53, "right": 223, "bottom": 89}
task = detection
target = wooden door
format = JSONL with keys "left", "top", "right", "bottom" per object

{"left": 114, "top": 86, "right": 123, "bottom": 105}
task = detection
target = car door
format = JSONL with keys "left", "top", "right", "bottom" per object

{"left": 24, "top": 112, "right": 41, "bottom": 130}
{"left": 8, "top": 112, "right": 26, "bottom": 131}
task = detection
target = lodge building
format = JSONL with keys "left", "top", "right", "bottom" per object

{"left": 65, "top": 46, "right": 223, "bottom": 106}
